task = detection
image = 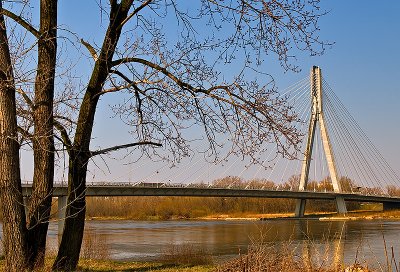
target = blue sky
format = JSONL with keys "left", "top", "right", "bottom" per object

{"left": 20, "top": 1, "right": 400, "bottom": 184}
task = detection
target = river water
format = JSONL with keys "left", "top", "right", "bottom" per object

{"left": 1, "top": 219, "right": 399, "bottom": 266}
{"left": 39, "top": 219, "right": 400, "bottom": 265}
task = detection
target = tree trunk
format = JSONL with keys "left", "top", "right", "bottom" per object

{"left": 53, "top": 1, "right": 133, "bottom": 270}
{"left": 52, "top": 151, "right": 88, "bottom": 271}
{"left": 0, "top": 2, "right": 29, "bottom": 270}
{"left": 26, "top": 0, "right": 57, "bottom": 268}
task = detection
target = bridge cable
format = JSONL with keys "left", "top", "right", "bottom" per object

{"left": 323, "top": 80, "right": 387, "bottom": 192}
{"left": 322, "top": 81, "right": 378, "bottom": 190}
{"left": 322, "top": 78, "right": 393, "bottom": 194}
{"left": 324, "top": 78, "right": 400, "bottom": 187}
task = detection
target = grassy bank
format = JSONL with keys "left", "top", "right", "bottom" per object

{"left": 76, "top": 260, "right": 213, "bottom": 272}
{"left": 0, "top": 259, "right": 213, "bottom": 272}
{"left": 0, "top": 241, "right": 378, "bottom": 272}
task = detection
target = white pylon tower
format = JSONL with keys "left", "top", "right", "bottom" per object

{"left": 294, "top": 66, "right": 347, "bottom": 217}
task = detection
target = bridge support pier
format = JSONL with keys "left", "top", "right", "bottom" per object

{"left": 295, "top": 199, "right": 306, "bottom": 217}
{"left": 335, "top": 196, "right": 347, "bottom": 214}
{"left": 58, "top": 196, "right": 67, "bottom": 243}
{"left": 23, "top": 196, "right": 29, "bottom": 217}
{"left": 295, "top": 197, "right": 347, "bottom": 217}
{"left": 383, "top": 202, "right": 400, "bottom": 211}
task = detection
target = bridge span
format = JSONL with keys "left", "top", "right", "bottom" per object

{"left": 21, "top": 183, "right": 400, "bottom": 237}
{"left": 21, "top": 183, "right": 400, "bottom": 204}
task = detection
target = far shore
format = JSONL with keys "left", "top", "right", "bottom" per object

{"left": 82, "top": 209, "right": 400, "bottom": 222}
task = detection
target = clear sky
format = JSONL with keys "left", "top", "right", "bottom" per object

{"left": 19, "top": 1, "right": 400, "bottom": 184}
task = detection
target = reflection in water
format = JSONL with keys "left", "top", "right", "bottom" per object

{"left": 298, "top": 221, "right": 346, "bottom": 270}
{"left": 2, "top": 219, "right": 399, "bottom": 266}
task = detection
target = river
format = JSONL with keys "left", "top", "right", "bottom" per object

{"left": 1, "top": 219, "right": 400, "bottom": 266}
{"left": 37, "top": 219, "right": 400, "bottom": 266}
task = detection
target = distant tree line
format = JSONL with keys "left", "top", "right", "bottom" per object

{"left": 0, "top": 174, "right": 392, "bottom": 222}
{"left": 83, "top": 175, "right": 372, "bottom": 219}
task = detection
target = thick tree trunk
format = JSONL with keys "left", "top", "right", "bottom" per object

{"left": 0, "top": 3, "right": 29, "bottom": 270}
{"left": 26, "top": 0, "right": 57, "bottom": 269}
{"left": 53, "top": 1, "right": 133, "bottom": 270}
{"left": 52, "top": 151, "right": 88, "bottom": 271}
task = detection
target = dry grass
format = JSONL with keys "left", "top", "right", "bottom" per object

{"left": 216, "top": 243, "right": 324, "bottom": 272}
{"left": 76, "top": 259, "right": 213, "bottom": 272}
{"left": 0, "top": 258, "right": 213, "bottom": 272}
{"left": 213, "top": 222, "right": 381, "bottom": 272}
{"left": 214, "top": 242, "right": 375, "bottom": 272}
{"left": 45, "top": 226, "right": 110, "bottom": 261}
{"left": 80, "top": 227, "right": 110, "bottom": 260}
{"left": 159, "top": 244, "right": 213, "bottom": 266}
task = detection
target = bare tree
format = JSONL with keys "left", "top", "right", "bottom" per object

{"left": 1, "top": 0, "right": 330, "bottom": 270}
{"left": 0, "top": 0, "right": 57, "bottom": 269}
{"left": 26, "top": 0, "right": 57, "bottom": 268}
{"left": 53, "top": 1, "right": 329, "bottom": 270}
{"left": 0, "top": 1, "right": 29, "bottom": 270}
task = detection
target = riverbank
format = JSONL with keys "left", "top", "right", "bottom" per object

{"left": 0, "top": 252, "right": 372, "bottom": 272}
{"left": 85, "top": 209, "right": 400, "bottom": 221}
{"left": 0, "top": 259, "right": 213, "bottom": 272}
{"left": 77, "top": 260, "right": 213, "bottom": 272}
{"left": 0, "top": 249, "right": 374, "bottom": 272}
{"left": 198, "top": 209, "right": 400, "bottom": 221}
{"left": 320, "top": 209, "right": 400, "bottom": 221}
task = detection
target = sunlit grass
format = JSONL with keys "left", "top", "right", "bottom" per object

{"left": 0, "top": 259, "right": 213, "bottom": 272}
{"left": 77, "top": 260, "right": 213, "bottom": 272}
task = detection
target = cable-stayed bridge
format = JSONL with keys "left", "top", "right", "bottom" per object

{"left": 22, "top": 66, "right": 400, "bottom": 234}
{"left": 21, "top": 180, "right": 400, "bottom": 237}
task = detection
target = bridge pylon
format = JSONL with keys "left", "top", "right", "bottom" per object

{"left": 294, "top": 66, "right": 347, "bottom": 217}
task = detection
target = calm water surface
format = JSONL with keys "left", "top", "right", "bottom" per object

{"left": 1, "top": 219, "right": 399, "bottom": 264}
{"left": 41, "top": 219, "right": 400, "bottom": 264}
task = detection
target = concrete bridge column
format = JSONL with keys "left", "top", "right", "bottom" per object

{"left": 295, "top": 199, "right": 306, "bottom": 217}
{"left": 335, "top": 196, "right": 347, "bottom": 215}
{"left": 58, "top": 196, "right": 67, "bottom": 243}
{"left": 295, "top": 197, "right": 347, "bottom": 217}
{"left": 23, "top": 197, "right": 29, "bottom": 217}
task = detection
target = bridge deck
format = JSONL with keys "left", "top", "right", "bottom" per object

{"left": 21, "top": 184, "right": 400, "bottom": 204}
{"left": 20, "top": 184, "right": 400, "bottom": 237}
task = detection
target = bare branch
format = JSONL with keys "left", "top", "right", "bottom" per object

{"left": 90, "top": 141, "right": 162, "bottom": 157}
{"left": 111, "top": 57, "right": 215, "bottom": 94}
{"left": 54, "top": 115, "right": 77, "bottom": 125}
{"left": 119, "top": 0, "right": 153, "bottom": 29}
{"left": 16, "top": 88, "right": 34, "bottom": 109}
{"left": 53, "top": 120, "right": 72, "bottom": 151}
{"left": 109, "top": 58, "right": 290, "bottom": 144}
{"left": 109, "top": 69, "right": 132, "bottom": 83}
{"left": 17, "top": 126, "right": 33, "bottom": 140}
{"left": 96, "top": 81, "right": 136, "bottom": 97}
{"left": 80, "top": 39, "right": 98, "bottom": 61}
{"left": 0, "top": 8, "right": 40, "bottom": 38}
